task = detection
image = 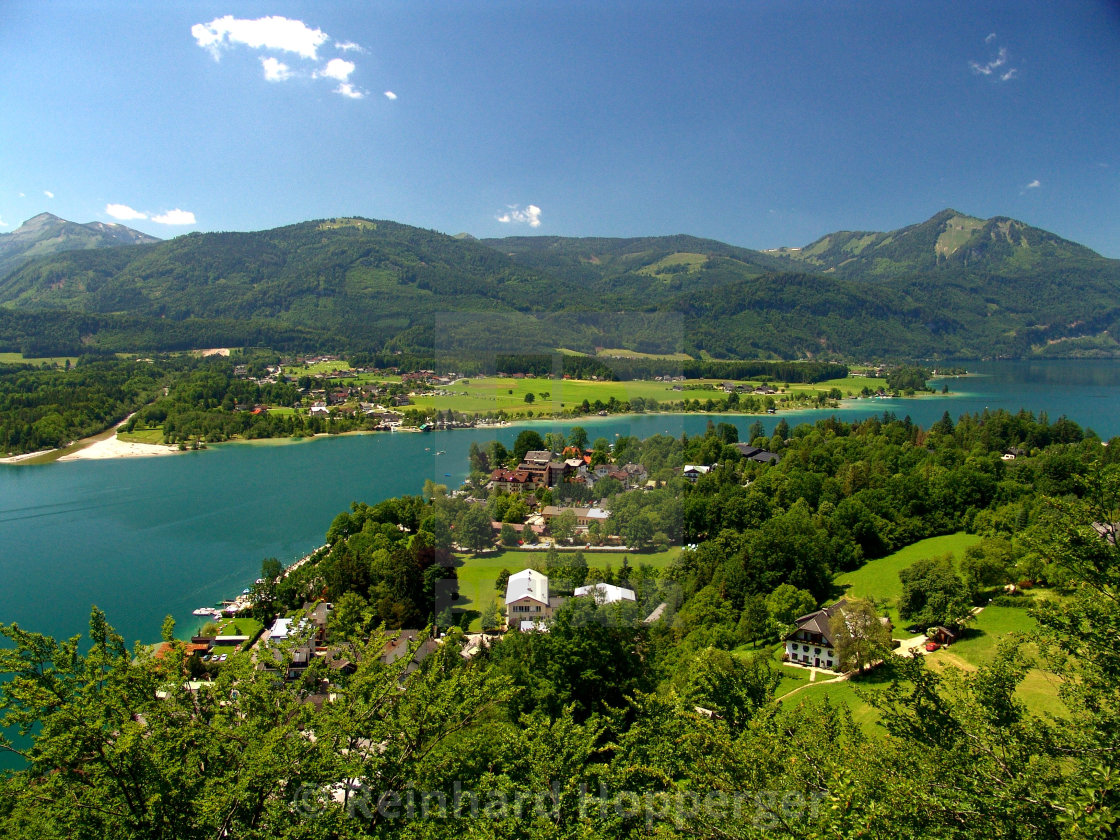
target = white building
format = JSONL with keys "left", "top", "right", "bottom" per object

{"left": 574, "top": 583, "right": 636, "bottom": 604}
{"left": 504, "top": 569, "right": 554, "bottom": 628}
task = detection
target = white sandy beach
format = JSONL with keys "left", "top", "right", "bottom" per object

{"left": 56, "top": 434, "right": 179, "bottom": 461}
{"left": 0, "top": 413, "right": 182, "bottom": 464}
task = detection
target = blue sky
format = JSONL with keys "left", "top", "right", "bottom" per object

{"left": 2, "top": 1, "right": 1118, "bottom": 255}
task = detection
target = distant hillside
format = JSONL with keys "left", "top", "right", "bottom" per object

{"left": 766, "top": 208, "right": 1108, "bottom": 278}
{"left": 0, "top": 213, "right": 159, "bottom": 280}
{"left": 2, "top": 212, "right": 1119, "bottom": 360}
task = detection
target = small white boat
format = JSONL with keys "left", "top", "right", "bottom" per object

{"left": 192, "top": 607, "right": 216, "bottom": 616}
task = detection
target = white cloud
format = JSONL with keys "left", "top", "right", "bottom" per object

{"left": 985, "top": 32, "right": 997, "bottom": 43}
{"left": 335, "top": 41, "right": 363, "bottom": 53}
{"left": 18, "top": 192, "right": 25, "bottom": 198}
{"left": 384, "top": 90, "right": 397, "bottom": 100}
{"left": 334, "top": 83, "right": 365, "bottom": 99}
{"left": 497, "top": 204, "right": 542, "bottom": 228}
{"left": 970, "top": 42, "right": 1017, "bottom": 82}
{"left": 151, "top": 209, "right": 197, "bottom": 225}
{"left": 192, "top": 15, "right": 328, "bottom": 60}
{"left": 315, "top": 58, "right": 354, "bottom": 82}
{"left": 261, "top": 56, "right": 293, "bottom": 82}
{"left": 0, "top": 217, "right": 7, "bottom": 227}
{"left": 1026, "top": 179, "right": 1041, "bottom": 189}
{"left": 44, "top": 190, "right": 54, "bottom": 199}
{"left": 105, "top": 203, "right": 148, "bottom": 221}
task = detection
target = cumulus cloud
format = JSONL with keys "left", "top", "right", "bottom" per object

{"left": 192, "top": 15, "right": 327, "bottom": 60}
{"left": 1026, "top": 179, "right": 1041, "bottom": 189}
{"left": 105, "top": 203, "right": 148, "bottom": 221}
{"left": 151, "top": 209, "right": 197, "bottom": 225}
{"left": 192, "top": 16, "right": 377, "bottom": 101}
{"left": 334, "top": 83, "right": 365, "bottom": 99}
{"left": 384, "top": 90, "right": 397, "bottom": 100}
{"left": 261, "top": 56, "right": 293, "bottom": 82}
{"left": 0, "top": 217, "right": 7, "bottom": 227}
{"left": 970, "top": 40, "right": 1017, "bottom": 81}
{"left": 44, "top": 190, "right": 54, "bottom": 199}
{"left": 315, "top": 58, "right": 354, "bottom": 82}
{"left": 497, "top": 205, "right": 542, "bottom": 228}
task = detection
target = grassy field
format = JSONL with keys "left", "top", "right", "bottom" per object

{"left": 0, "top": 352, "right": 79, "bottom": 366}
{"left": 451, "top": 546, "right": 681, "bottom": 630}
{"left": 925, "top": 603, "right": 1066, "bottom": 717}
{"left": 594, "top": 348, "right": 695, "bottom": 361}
{"left": 407, "top": 375, "right": 855, "bottom": 418}
{"left": 286, "top": 360, "right": 352, "bottom": 376}
{"left": 834, "top": 533, "right": 980, "bottom": 635}
{"left": 118, "top": 428, "right": 165, "bottom": 444}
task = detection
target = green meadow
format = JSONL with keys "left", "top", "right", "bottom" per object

{"left": 834, "top": 532, "right": 981, "bottom": 635}
{"left": 0, "top": 352, "right": 79, "bottom": 366}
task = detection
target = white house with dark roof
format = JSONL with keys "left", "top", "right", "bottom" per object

{"left": 783, "top": 600, "right": 847, "bottom": 670}
{"left": 504, "top": 569, "right": 554, "bottom": 628}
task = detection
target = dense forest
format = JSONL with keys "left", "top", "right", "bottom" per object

{"left": 2, "top": 210, "right": 1119, "bottom": 359}
{"left": 1, "top": 409, "right": 1118, "bottom": 837}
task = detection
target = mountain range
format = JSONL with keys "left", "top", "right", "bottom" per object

{"left": 0, "top": 213, "right": 158, "bottom": 281}
{"left": 1, "top": 210, "right": 1117, "bottom": 360}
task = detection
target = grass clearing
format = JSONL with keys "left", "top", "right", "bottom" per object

{"left": 594, "top": 348, "right": 695, "bottom": 361}
{"left": 118, "top": 428, "right": 165, "bottom": 445}
{"left": 0, "top": 352, "right": 79, "bottom": 367}
{"left": 287, "top": 360, "right": 352, "bottom": 376}
{"left": 834, "top": 533, "right": 980, "bottom": 635}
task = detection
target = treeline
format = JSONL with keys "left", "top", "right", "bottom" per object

{"left": 0, "top": 357, "right": 172, "bottom": 454}
{"left": 476, "top": 353, "right": 847, "bottom": 383}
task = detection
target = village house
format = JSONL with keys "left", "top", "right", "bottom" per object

{"left": 490, "top": 468, "right": 537, "bottom": 493}
{"left": 683, "top": 464, "right": 711, "bottom": 483}
{"left": 517, "top": 458, "right": 567, "bottom": 488}
{"left": 784, "top": 601, "right": 846, "bottom": 670}
{"left": 783, "top": 599, "right": 891, "bottom": 671}
{"left": 541, "top": 505, "right": 611, "bottom": 531}
{"left": 733, "top": 443, "right": 782, "bottom": 464}
{"left": 504, "top": 569, "right": 561, "bottom": 629}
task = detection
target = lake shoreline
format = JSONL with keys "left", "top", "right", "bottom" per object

{"left": 1, "top": 388, "right": 959, "bottom": 466}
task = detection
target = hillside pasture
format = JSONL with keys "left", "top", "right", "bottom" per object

{"left": 834, "top": 532, "right": 980, "bottom": 635}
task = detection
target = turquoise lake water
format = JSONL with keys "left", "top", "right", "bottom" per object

{"left": 2, "top": 359, "right": 1119, "bottom": 647}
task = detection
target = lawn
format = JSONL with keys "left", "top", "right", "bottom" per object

{"left": 776, "top": 668, "right": 897, "bottom": 736}
{"left": 451, "top": 545, "right": 682, "bottom": 630}
{"left": 214, "top": 616, "right": 263, "bottom": 641}
{"left": 834, "top": 533, "right": 980, "bottom": 636}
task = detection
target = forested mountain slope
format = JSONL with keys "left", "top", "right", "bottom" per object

{"left": 1, "top": 212, "right": 1118, "bottom": 359}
